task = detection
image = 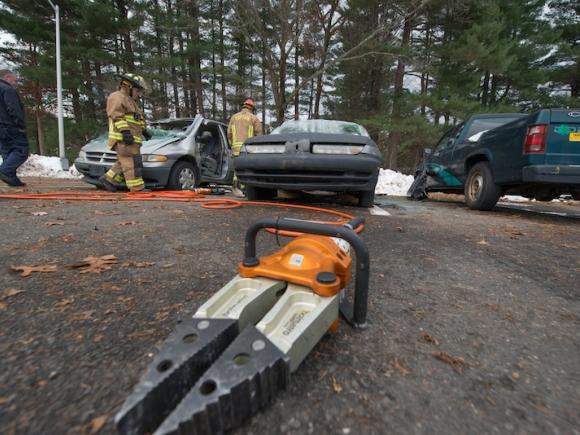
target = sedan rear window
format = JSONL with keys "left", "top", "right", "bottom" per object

{"left": 272, "top": 120, "right": 370, "bottom": 137}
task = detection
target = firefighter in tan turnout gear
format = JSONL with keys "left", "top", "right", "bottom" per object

{"left": 227, "top": 98, "right": 262, "bottom": 196}
{"left": 100, "top": 73, "right": 152, "bottom": 192}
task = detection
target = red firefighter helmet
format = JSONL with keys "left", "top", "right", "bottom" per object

{"left": 242, "top": 98, "right": 255, "bottom": 110}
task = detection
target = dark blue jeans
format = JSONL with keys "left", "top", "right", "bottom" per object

{"left": 0, "top": 127, "right": 29, "bottom": 178}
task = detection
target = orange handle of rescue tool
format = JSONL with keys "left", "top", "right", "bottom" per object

{"left": 243, "top": 217, "right": 369, "bottom": 329}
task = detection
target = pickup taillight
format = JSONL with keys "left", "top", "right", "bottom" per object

{"left": 523, "top": 124, "right": 547, "bottom": 154}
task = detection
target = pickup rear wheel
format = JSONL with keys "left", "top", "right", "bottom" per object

{"left": 464, "top": 162, "right": 501, "bottom": 210}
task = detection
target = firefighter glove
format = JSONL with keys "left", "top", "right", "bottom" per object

{"left": 142, "top": 128, "right": 152, "bottom": 141}
{"left": 121, "top": 129, "right": 134, "bottom": 145}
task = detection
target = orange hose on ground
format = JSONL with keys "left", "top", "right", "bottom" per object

{"left": 0, "top": 190, "right": 364, "bottom": 237}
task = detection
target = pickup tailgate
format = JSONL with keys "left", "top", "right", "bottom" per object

{"left": 546, "top": 109, "right": 580, "bottom": 165}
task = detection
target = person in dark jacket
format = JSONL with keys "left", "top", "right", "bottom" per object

{"left": 0, "top": 69, "right": 29, "bottom": 187}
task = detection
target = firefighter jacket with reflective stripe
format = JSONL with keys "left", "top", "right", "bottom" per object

{"left": 227, "top": 108, "right": 262, "bottom": 155}
{"left": 106, "top": 89, "right": 146, "bottom": 148}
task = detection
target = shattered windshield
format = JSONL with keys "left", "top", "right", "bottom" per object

{"left": 148, "top": 120, "right": 193, "bottom": 139}
{"left": 272, "top": 120, "right": 370, "bottom": 137}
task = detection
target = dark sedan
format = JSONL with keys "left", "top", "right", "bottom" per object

{"left": 234, "top": 119, "right": 382, "bottom": 207}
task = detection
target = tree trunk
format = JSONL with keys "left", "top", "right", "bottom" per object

{"left": 71, "top": 86, "right": 82, "bottom": 123}
{"left": 261, "top": 41, "right": 266, "bottom": 127}
{"left": 81, "top": 60, "right": 96, "bottom": 121}
{"left": 313, "top": 1, "right": 340, "bottom": 119}
{"left": 387, "top": 14, "right": 413, "bottom": 169}
{"left": 210, "top": 0, "right": 217, "bottom": 118}
{"left": 481, "top": 71, "right": 491, "bottom": 106}
{"left": 294, "top": 8, "right": 300, "bottom": 120}
{"left": 34, "top": 83, "right": 45, "bottom": 155}
{"left": 114, "top": 0, "right": 135, "bottom": 71}
{"left": 188, "top": 0, "right": 204, "bottom": 116}
{"left": 219, "top": 0, "right": 227, "bottom": 120}
{"left": 166, "top": 0, "right": 180, "bottom": 117}
{"left": 308, "top": 77, "right": 314, "bottom": 118}
{"left": 176, "top": 3, "right": 191, "bottom": 117}
{"left": 276, "top": 49, "right": 287, "bottom": 124}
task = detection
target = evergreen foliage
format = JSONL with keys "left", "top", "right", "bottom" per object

{"left": 0, "top": 0, "right": 576, "bottom": 169}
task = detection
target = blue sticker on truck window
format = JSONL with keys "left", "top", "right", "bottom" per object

{"left": 554, "top": 125, "right": 578, "bottom": 135}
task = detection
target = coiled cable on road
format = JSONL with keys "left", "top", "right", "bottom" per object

{"left": 0, "top": 190, "right": 364, "bottom": 237}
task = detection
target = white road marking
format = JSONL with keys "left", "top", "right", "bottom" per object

{"left": 370, "top": 206, "right": 391, "bottom": 216}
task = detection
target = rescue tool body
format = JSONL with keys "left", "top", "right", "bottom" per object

{"left": 115, "top": 216, "right": 370, "bottom": 435}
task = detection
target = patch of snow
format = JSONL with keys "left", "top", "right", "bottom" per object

{"left": 500, "top": 195, "right": 531, "bottom": 202}
{"left": 375, "top": 169, "right": 414, "bottom": 196}
{"left": 0, "top": 154, "right": 81, "bottom": 179}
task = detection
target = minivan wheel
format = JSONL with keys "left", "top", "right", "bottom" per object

{"left": 464, "top": 162, "right": 501, "bottom": 210}
{"left": 168, "top": 161, "right": 199, "bottom": 190}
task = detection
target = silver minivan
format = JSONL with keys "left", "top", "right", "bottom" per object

{"left": 74, "top": 115, "right": 235, "bottom": 190}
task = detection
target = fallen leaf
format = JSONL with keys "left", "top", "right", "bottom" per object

{"left": 122, "top": 260, "right": 155, "bottom": 268}
{"left": 389, "top": 358, "right": 411, "bottom": 376}
{"left": 94, "top": 210, "right": 120, "bottom": 216}
{"left": 332, "top": 376, "right": 342, "bottom": 394}
{"left": 128, "top": 328, "right": 156, "bottom": 338}
{"left": 161, "top": 263, "right": 175, "bottom": 269}
{"left": 31, "top": 211, "right": 48, "bottom": 216}
{"left": 118, "top": 221, "right": 137, "bottom": 226}
{"left": 70, "top": 310, "right": 95, "bottom": 321}
{"left": 117, "top": 296, "right": 135, "bottom": 304}
{"left": 0, "top": 301, "right": 7, "bottom": 310}
{"left": 67, "top": 255, "right": 118, "bottom": 274}
{"left": 2, "top": 288, "right": 24, "bottom": 298}
{"left": 11, "top": 264, "right": 58, "bottom": 277}
{"left": 477, "top": 240, "right": 489, "bottom": 246}
{"left": 432, "top": 351, "right": 465, "bottom": 374}
{"left": 421, "top": 332, "right": 440, "bottom": 345}
{"left": 85, "top": 415, "right": 108, "bottom": 434}
{"left": 93, "top": 334, "right": 105, "bottom": 343}
{"left": 62, "top": 234, "right": 75, "bottom": 242}
{"left": 44, "top": 221, "right": 64, "bottom": 227}
{"left": 54, "top": 298, "right": 74, "bottom": 309}
{"left": 0, "top": 396, "right": 11, "bottom": 405}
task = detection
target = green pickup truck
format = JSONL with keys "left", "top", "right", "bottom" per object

{"left": 409, "top": 109, "right": 580, "bottom": 210}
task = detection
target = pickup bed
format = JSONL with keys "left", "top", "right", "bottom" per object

{"left": 413, "top": 109, "right": 580, "bottom": 210}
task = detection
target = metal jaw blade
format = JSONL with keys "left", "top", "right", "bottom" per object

{"left": 115, "top": 276, "right": 286, "bottom": 435}
{"left": 154, "top": 326, "right": 290, "bottom": 435}
{"left": 115, "top": 318, "right": 238, "bottom": 435}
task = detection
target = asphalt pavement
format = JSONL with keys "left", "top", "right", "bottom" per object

{"left": 0, "top": 179, "right": 579, "bottom": 435}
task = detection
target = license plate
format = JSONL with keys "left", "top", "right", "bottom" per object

{"left": 89, "top": 166, "right": 106, "bottom": 177}
{"left": 570, "top": 132, "right": 580, "bottom": 142}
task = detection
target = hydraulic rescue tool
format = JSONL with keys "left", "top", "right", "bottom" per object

{"left": 115, "top": 217, "right": 370, "bottom": 435}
